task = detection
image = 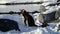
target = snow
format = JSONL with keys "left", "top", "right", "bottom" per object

{"left": 0, "top": 0, "right": 60, "bottom": 34}
{"left": 0, "top": 5, "right": 41, "bottom": 12}
{"left": 0, "top": 0, "right": 57, "bottom": 3}
{"left": 0, "top": 14, "right": 59, "bottom": 34}
{"left": 42, "top": 6, "right": 58, "bottom": 14}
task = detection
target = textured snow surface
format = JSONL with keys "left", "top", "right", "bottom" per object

{"left": 0, "top": 14, "right": 59, "bottom": 34}
{"left": 0, "top": 0, "right": 60, "bottom": 34}
{"left": 0, "top": 0, "right": 57, "bottom": 3}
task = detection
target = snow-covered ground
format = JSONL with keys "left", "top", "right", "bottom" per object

{"left": 0, "top": 0, "right": 57, "bottom": 3}
{"left": 0, "top": 0, "right": 60, "bottom": 34}
{"left": 0, "top": 5, "right": 40, "bottom": 12}
{"left": 0, "top": 14, "right": 60, "bottom": 34}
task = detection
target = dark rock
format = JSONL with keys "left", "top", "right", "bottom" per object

{"left": 0, "top": 19, "right": 20, "bottom": 32}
